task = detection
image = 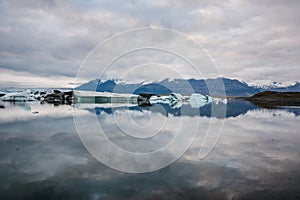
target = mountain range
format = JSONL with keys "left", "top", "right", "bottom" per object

{"left": 76, "top": 78, "right": 300, "bottom": 96}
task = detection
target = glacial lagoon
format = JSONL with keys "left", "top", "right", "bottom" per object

{"left": 0, "top": 100, "right": 300, "bottom": 199}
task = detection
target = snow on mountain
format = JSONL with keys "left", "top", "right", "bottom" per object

{"left": 248, "top": 81, "right": 299, "bottom": 89}
{"left": 76, "top": 78, "right": 300, "bottom": 97}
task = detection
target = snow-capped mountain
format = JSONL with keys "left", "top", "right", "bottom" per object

{"left": 249, "top": 81, "right": 299, "bottom": 90}
{"left": 76, "top": 78, "right": 300, "bottom": 97}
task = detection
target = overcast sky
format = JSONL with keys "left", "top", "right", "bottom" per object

{"left": 0, "top": 0, "right": 299, "bottom": 88}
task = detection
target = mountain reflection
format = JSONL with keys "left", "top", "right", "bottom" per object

{"left": 1, "top": 99, "right": 299, "bottom": 123}
{"left": 0, "top": 100, "right": 300, "bottom": 200}
{"left": 77, "top": 100, "right": 300, "bottom": 118}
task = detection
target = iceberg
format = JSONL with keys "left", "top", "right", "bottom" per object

{"left": 140, "top": 92, "right": 226, "bottom": 108}
{"left": 73, "top": 90, "right": 138, "bottom": 104}
{"left": 0, "top": 91, "right": 5, "bottom": 98}
{"left": 41, "top": 89, "right": 73, "bottom": 104}
{"left": 0, "top": 88, "right": 226, "bottom": 109}
{"left": 169, "top": 93, "right": 184, "bottom": 103}
{"left": 168, "top": 93, "right": 185, "bottom": 108}
{"left": 0, "top": 89, "right": 75, "bottom": 104}
{"left": 189, "top": 93, "right": 212, "bottom": 108}
{"left": 149, "top": 95, "right": 169, "bottom": 104}
{"left": 0, "top": 89, "right": 35, "bottom": 101}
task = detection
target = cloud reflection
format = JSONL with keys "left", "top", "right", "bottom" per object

{"left": 0, "top": 102, "right": 300, "bottom": 199}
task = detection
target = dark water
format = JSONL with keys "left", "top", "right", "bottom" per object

{"left": 0, "top": 100, "right": 300, "bottom": 200}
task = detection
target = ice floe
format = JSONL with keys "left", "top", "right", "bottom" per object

{"left": 0, "top": 89, "right": 35, "bottom": 101}
{"left": 140, "top": 93, "right": 227, "bottom": 108}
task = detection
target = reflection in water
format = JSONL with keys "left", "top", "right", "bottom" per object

{"left": 77, "top": 99, "right": 300, "bottom": 118}
{"left": 0, "top": 101, "right": 300, "bottom": 199}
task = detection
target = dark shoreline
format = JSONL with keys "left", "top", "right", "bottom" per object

{"left": 236, "top": 91, "right": 300, "bottom": 108}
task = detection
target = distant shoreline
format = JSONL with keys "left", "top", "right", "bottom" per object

{"left": 236, "top": 91, "right": 300, "bottom": 108}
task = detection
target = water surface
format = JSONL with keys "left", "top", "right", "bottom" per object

{"left": 0, "top": 101, "right": 299, "bottom": 200}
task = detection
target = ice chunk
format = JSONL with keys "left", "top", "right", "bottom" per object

{"left": 0, "top": 89, "right": 35, "bottom": 101}
{"left": 73, "top": 90, "right": 138, "bottom": 104}
{"left": 213, "top": 97, "right": 228, "bottom": 105}
{"left": 169, "top": 100, "right": 182, "bottom": 109}
{"left": 169, "top": 93, "right": 183, "bottom": 103}
{"left": 149, "top": 95, "right": 169, "bottom": 104}
{"left": 140, "top": 92, "right": 226, "bottom": 109}
{"left": 169, "top": 93, "right": 183, "bottom": 101}
{"left": 189, "top": 93, "right": 212, "bottom": 108}
{"left": 0, "top": 91, "right": 6, "bottom": 97}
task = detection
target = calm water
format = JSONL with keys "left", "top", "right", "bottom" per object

{"left": 0, "top": 100, "right": 300, "bottom": 200}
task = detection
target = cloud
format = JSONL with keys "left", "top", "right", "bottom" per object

{"left": 0, "top": 0, "right": 299, "bottom": 87}
{"left": 0, "top": 68, "right": 88, "bottom": 88}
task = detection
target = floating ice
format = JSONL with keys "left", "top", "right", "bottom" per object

{"left": 189, "top": 93, "right": 212, "bottom": 108}
{"left": 147, "top": 93, "right": 227, "bottom": 108}
{"left": 149, "top": 95, "right": 168, "bottom": 104}
{"left": 0, "top": 89, "right": 35, "bottom": 101}
{"left": 73, "top": 90, "right": 138, "bottom": 104}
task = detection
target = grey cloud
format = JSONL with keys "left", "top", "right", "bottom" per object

{"left": 0, "top": 0, "right": 299, "bottom": 87}
{"left": 0, "top": 0, "right": 142, "bottom": 77}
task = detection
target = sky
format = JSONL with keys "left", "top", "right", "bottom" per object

{"left": 0, "top": 0, "right": 299, "bottom": 88}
